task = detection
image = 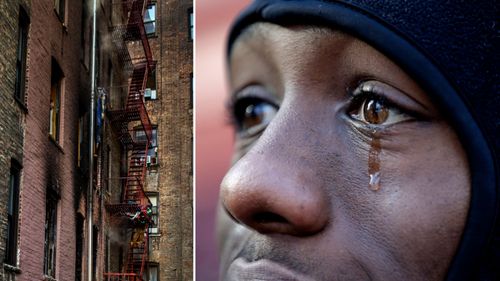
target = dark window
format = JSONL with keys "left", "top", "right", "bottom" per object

{"left": 44, "top": 184, "right": 59, "bottom": 277}
{"left": 81, "top": 0, "right": 90, "bottom": 68}
{"left": 135, "top": 127, "right": 158, "bottom": 166}
{"left": 190, "top": 73, "right": 193, "bottom": 108}
{"left": 146, "top": 193, "right": 159, "bottom": 234}
{"left": 144, "top": 69, "right": 156, "bottom": 100}
{"left": 54, "top": 0, "right": 65, "bottom": 22}
{"left": 92, "top": 225, "right": 98, "bottom": 281}
{"left": 146, "top": 263, "right": 159, "bottom": 281}
{"left": 15, "top": 7, "right": 29, "bottom": 104}
{"left": 50, "top": 59, "right": 63, "bottom": 141}
{"left": 5, "top": 160, "right": 21, "bottom": 266}
{"left": 188, "top": 8, "right": 193, "bottom": 41}
{"left": 144, "top": 4, "right": 156, "bottom": 35}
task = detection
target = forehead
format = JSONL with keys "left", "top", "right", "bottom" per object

{"left": 228, "top": 23, "right": 430, "bottom": 108}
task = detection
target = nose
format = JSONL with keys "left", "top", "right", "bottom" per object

{"left": 220, "top": 126, "right": 330, "bottom": 236}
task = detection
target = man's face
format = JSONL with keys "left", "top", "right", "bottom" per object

{"left": 219, "top": 23, "right": 470, "bottom": 281}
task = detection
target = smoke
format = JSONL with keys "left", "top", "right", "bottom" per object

{"left": 107, "top": 226, "right": 129, "bottom": 247}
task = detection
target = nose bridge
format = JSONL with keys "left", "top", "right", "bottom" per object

{"left": 220, "top": 102, "right": 331, "bottom": 236}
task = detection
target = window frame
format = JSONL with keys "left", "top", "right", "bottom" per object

{"left": 134, "top": 126, "right": 159, "bottom": 166}
{"left": 146, "top": 192, "right": 159, "bottom": 235}
{"left": 44, "top": 184, "right": 59, "bottom": 278}
{"left": 144, "top": 69, "right": 157, "bottom": 101}
{"left": 145, "top": 262, "right": 159, "bottom": 281}
{"left": 15, "top": 7, "right": 29, "bottom": 105}
{"left": 188, "top": 8, "right": 193, "bottom": 41}
{"left": 54, "top": 0, "right": 65, "bottom": 22}
{"left": 5, "top": 160, "right": 21, "bottom": 266}
{"left": 50, "top": 60, "right": 63, "bottom": 142}
{"left": 144, "top": 3, "right": 156, "bottom": 36}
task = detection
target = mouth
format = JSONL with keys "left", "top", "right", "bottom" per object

{"left": 226, "top": 257, "right": 315, "bottom": 281}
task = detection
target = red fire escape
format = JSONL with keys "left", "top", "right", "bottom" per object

{"left": 104, "top": 0, "right": 155, "bottom": 280}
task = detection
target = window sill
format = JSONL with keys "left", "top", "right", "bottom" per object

{"left": 149, "top": 233, "right": 161, "bottom": 237}
{"left": 48, "top": 135, "right": 65, "bottom": 154}
{"left": 43, "top": 274, "right": 58, "bottom": 281}
{"left": 3, "top": 263, "right": 21, "bottom": 273}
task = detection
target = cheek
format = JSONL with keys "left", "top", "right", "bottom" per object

{"left": 331, "top": 122, "right": 470, "bottom": 279}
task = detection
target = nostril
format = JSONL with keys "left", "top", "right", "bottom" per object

{"left": 252, "top": 212, "right": 288, "bottom": 224}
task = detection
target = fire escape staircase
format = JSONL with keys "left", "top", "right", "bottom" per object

{"left": 104, "top": 1, "right": 155, "bottom": 280}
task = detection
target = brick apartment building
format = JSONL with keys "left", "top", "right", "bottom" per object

{"left": 143, "top": 0, "right": 193, "bottom": 280}
{"left": 0, "top": 0, "right": 29, "bottom": 279}
{"left": 0, "top": 1, "right": 192, "bottom": 281}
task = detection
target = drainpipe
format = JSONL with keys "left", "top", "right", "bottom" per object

{"left": 87, "top": 0, "right": 97, "bottom": 280}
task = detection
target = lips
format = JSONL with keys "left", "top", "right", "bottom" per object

{"left": 226, "top": 257, "right": 315, "bottom": 281}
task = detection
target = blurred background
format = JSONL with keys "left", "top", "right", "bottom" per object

{"left": 195, "top": 1, "right": 251, "bottom": 280}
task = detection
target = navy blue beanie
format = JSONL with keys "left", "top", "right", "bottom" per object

{"left": 227, "top": 1, "right": 499, "bottom": 280}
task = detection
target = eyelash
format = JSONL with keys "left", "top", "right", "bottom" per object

{"left": 226, "top": 96, "right": 277, "bottom": 131}
{"left": 227, "top": 82, "right": 420, "bottom": 133}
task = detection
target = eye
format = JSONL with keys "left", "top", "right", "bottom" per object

{"left": 233, "top": 97, "right": 278, "bottom": 134}
{"left": 349, "top": 83, "right": 413, "bottom": 126}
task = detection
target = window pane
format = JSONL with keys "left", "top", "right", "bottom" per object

{"left": 145, "top": 22, "right": 156, "bottom": 35}
{"left": 147, "top": 194, "right": 159, "bottom": 234}
{"left": 144, "top": 5, "right": 155, "bottom": 22}
{"left": 189, "top": 10, "right": 193, "bottom": 40}
{"left": 144, "top": 4, "right": 156, "bottom": 35}
{"left": 15, "top": 9, "right": 29, "bottom": 102}
{"left": 149, "top": 265, "right": 158, "bottom": 281}
{"left": 6, "top": 164, "right": 20, "bottom": 265}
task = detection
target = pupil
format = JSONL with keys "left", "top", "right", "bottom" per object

{"left": 243, "top": 104, "right": 263, "bottom": 129}
{"left": 364, "top": 98, "right": 388, "bottom": 124}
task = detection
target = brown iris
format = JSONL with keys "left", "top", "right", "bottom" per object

{"left": 243, "top": 104, "right": 262, "bottom": 129}
{"left": 363, "top": 98, "right": 389, "bottom": 124}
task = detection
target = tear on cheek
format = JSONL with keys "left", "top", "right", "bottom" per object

{"left": 368, "top": 137, "right": 381, "bottom": 191}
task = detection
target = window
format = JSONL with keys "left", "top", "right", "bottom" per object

{"left": 15, "top": 7, "right": 29, "bottom": 104}
{"left": 81, "top": 0, "right": 91, "bottom": 68}
{"left": 44, "top": 184, "right": 59, "bottom": 277}
{"left": 5, "top": 160, "right": 21, "bottom": 266}
{"left": 50, "top": 60, "right": 63, "bottom": 141}
{"left": 144, "top": 4, "right": 156, "bottom": 35}
{"left": 135, "top": 127, "right": 158, "bottom": 166}
{"left": 147, "top": 193, "right": 159, "bottom": 234}
{"left": 92, "top": 225, "right": 98, "bottom": 281}
{"left": 144, "top": 69, "right": 156, "bottom": 100}
{"left": 54, "top": 0, "right": 65, "bottom": 22}
{"left": 190, "top": 73, "right": 193, "bottom": 108}
{"left": 145, "top": 263, "right": 159, "bottom": 281}
{"left": 77, "top": 116, "right": 83, "bottom": 167}
{"left": 188, "top": 8, "right": 193, "bottom": 41}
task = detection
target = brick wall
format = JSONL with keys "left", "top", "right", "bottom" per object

{"left": 16, "top": 0, "right": 82, "bottom": 280}
{"left": 146, "top": 0, "right": 193, "bottom": 280}
{"left": 0, "top": 0, "right": 29, "bottom": 277}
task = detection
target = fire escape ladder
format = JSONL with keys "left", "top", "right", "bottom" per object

{"left": 123, "top": 142, "right": 149, "bottom": 204}
{"left": 125, "top": 227, "right": 149, "bottom": 276}
{"left": 125, "top": 0, "right": 154, "bottom": 71}
{"left": 104, "top": 1, "right": 154, "bottom": 280}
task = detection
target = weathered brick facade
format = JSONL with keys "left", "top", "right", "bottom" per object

{"left": 0, "top": 0, "right": 29, "bottom": 279}
{"left": 1, "top": 0, "right": 193, "bottom": 280}
{"left": 7, "top": 1, "right": 84, "bottom": 281}
{"left": 145, "top": 0, "right": 193, "bottom": 280}
{"left": 16, "top": 1, "right": 84, "bottom": 280}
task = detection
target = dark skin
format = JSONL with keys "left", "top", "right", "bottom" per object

{"left": 219, "top": 23, "right": 470, "bottom": 281}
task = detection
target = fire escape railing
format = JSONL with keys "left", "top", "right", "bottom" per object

{"left": 104, "top": 0, "right": 155, "bottom": 280}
